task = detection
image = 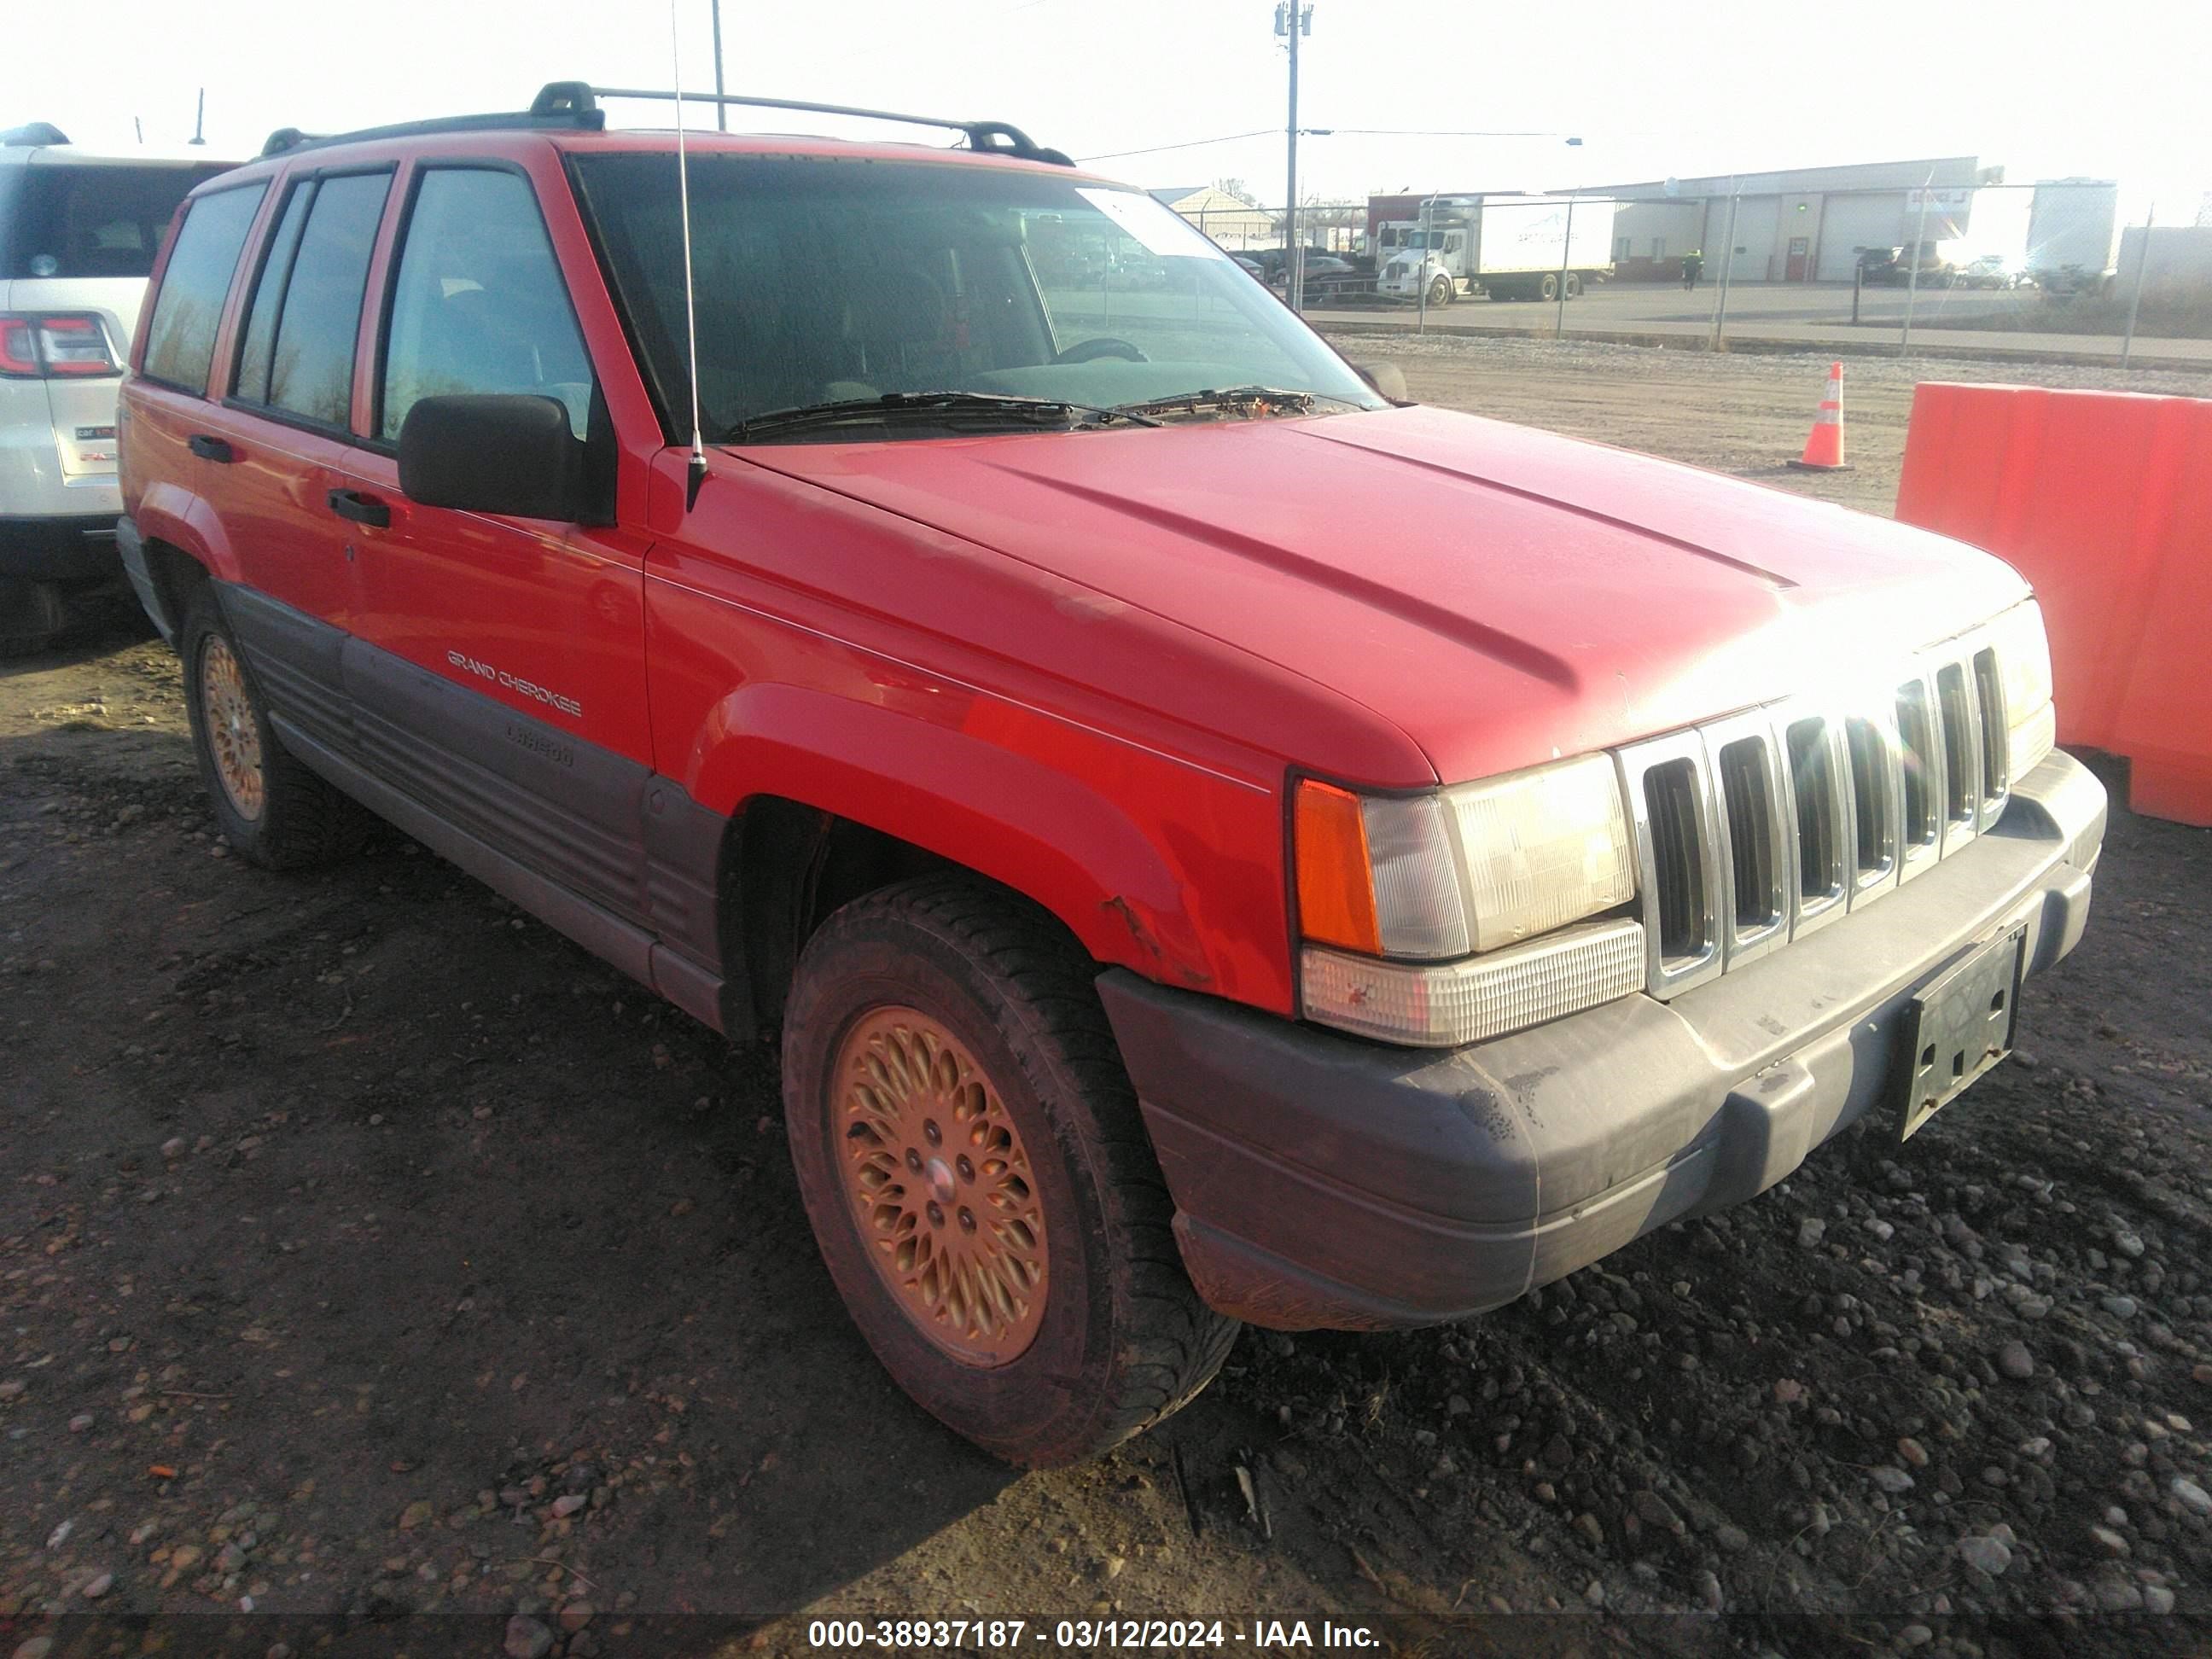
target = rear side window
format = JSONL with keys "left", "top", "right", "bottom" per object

{"left": 379, "top": 168, "right": 594, "bottom": 441}
{"left": 141, "top": 183, "right": 268, "bottom": 393}
{"left": 3, "top": 161, "right": 235, "bottom": 280}
{"left": 232, "top": 171, "right": 390, "bottom": 430}
{"left": 234, "top": 183, "right": 313, "bottom": 405}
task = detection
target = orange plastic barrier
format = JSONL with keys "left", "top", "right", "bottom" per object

{"left": 1896, "top": 382, "right": 2212, "bottom": 827}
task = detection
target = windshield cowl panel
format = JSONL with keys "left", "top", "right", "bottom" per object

{"left": 568, "top": 152, "right": 1385, "bottom": 445}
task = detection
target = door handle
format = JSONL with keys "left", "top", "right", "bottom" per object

{"left": 326, "top": 488, "right": 391, "bottom": 529}
{"left": 188, "top": 434, "right": 234, "bottom": 463}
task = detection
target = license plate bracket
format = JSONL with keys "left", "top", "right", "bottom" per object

{"left": 1896, "top": 923, "right": 2028, "bottom": 1141}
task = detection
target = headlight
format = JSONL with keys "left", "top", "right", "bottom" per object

{"left": 1986, "top": 599, "right": 2056, "bottom": 780}
{"left": 1292, "top": 754, "right": 1641, "bottom": 1045}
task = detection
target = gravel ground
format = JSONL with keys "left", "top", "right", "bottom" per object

{"left": 7, "top": 346, "right": 2212, "bottom": 1656}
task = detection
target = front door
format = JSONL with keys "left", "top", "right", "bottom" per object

{"left": 337, "top": 163, "right": 653, "bottom": 927}
{"left": 1785, "top": 235, "right": 1812, "bottom": 282}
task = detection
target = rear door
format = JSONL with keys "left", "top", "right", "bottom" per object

{"left": 337, "top": 161, "right": 652, "bottom": 926}
{"left": 201, "top": 167, "right": 393, "bottom": 632}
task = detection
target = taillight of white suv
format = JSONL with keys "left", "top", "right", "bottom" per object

{"left": 0, "top": 313, "right": 120, "bottom": 378}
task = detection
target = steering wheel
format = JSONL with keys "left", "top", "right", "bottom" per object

{"left": 1054, "top": 336, "right": 1148, "bottom": 364}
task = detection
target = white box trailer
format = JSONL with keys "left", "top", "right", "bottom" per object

{"left": 1375, "top": 195, "right": 1616, "bottom": 304}
{"left": 2025, "top": 180, "right": 2121, "bottom": 290}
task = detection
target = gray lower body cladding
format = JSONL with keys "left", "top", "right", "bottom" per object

{"left": 208, "top": 579, "right": 734, "bottom": 1033}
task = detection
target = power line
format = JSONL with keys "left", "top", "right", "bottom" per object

{"left": 1077, "top": 125, "right": 1579, "bottom": 164}
{"left": 1078, "top": 128, "right": 1276, "bottom": 163}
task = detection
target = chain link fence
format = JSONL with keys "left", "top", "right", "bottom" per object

{"left": 1210, "top": 181, "right": 2206, "bottom": 363}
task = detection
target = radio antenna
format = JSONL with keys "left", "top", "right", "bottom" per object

{"left": 672, "top": 1, "right": 709, "bottom": 509}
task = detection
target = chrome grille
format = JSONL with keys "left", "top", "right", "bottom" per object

{"left": 1615, "top": 632, "right": 2016, "bottom": 999}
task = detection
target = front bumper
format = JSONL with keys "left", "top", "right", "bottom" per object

{"left": 1099, "top": 749, "right": 2107, "bottom": 1331}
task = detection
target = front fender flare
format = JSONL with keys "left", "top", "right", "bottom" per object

{"left": 688, "top": 682, "right": 1286, "bottom": 1009}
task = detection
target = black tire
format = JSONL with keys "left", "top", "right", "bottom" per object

{"left": 781, "top": 875, "right": 1238, "bottom": 1466}
{"left": 1563, "top": 271, "right": 1583, "bottom": 299}
{"left": 1538, "top": 271, "right": 1560, "bottom": 302}
{"left": 0, "top": 578, "right": 66, "bottom": 658}
{"left": 1426, "top": 273, "right": 1453, "bottom": 307}
{"left": 180, "top": 585, "right": 366, "bottom": 870}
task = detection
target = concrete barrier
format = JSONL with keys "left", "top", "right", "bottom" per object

{"left": 1896, "top": 382, "right": 2212, "bottom": 826}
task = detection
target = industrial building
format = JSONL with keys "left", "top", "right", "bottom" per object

{"left": 1589, "top": 157, "right": 2004, "bottom": 283}
{"left": 1149, "top": 185, "right": 1273, "bottom": 249}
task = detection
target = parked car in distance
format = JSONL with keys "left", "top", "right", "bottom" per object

{"left": 1, "top": 123, "right": 234, "bottom": 652}
{"left": 1951, "top": 253, "right": 2023, "bottom": 290}
{"left": 1857, "top": 242, "right": 1953, "bottom": 287}
{"left": 119, "top": 82, "right": 2104, "bottom": 1469}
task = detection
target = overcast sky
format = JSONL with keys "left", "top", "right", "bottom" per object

{"left": 8, "top": 0, "right": 2204, "bottom": 219}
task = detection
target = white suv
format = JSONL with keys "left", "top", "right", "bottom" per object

{"left": 1, "top": 122, "right": 232, "bottom": 652}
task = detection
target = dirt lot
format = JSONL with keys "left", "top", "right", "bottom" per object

{"left": 7, "top": 345, "right": 2212, "bottom": 1657}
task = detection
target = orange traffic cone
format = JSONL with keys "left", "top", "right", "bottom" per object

{"left": 1789, "top": 361, "right": 1850, "bottom": 470}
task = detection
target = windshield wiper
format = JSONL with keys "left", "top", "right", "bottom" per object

{"left": 1113, "top": 385, "right": 1358, "bottom": 421}
{"left": 731, "top": 390, "right": 1161, "bottom": 443}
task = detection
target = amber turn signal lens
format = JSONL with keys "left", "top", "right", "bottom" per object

{"left": 1295, "top": 780, "right": 1382, "bottom": 955}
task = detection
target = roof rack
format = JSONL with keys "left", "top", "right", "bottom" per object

{"left": 542, "top": 82, "right": 1072, "bottom": 166}
{"left": 260, "top": 102, "right": 605, "bottom": 160}
{"left": 253, "top": 82, "right": 1068, "bottom": 167}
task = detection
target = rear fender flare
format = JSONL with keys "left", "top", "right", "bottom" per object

{"left": 131, "top": 480, "right": 242, "bottom": 584}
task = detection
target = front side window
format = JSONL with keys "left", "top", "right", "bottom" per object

{"left": 235, "top": 171, "right": 390, "bottom": 429}
{"left": 572, "top": 154, "right": 1380, "bottom": 441}
{"left": 140, "top": 183, "right": 267, "bottom": 393}
{"left": 380, "top": 168, "right": 594, "bottom": 442}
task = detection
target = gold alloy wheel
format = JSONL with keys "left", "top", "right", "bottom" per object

{"left": 834, "top": 1006, "right": 1049, "bottom": 1367}
{"left": 200, "top": 635, "right": 266, "bottom": 823}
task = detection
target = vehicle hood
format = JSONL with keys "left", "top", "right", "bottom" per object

{"left": 734, "top": 405, "right": 2029, "bottom": 785}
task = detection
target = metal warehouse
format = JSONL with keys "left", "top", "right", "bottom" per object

{"left": 1589, "top": 156, "right": 2002, "bottom": 282}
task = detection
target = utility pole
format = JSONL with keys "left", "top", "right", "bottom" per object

{"left": 711, "top": 0, "right": 727, "bottom": 131}
{"left": 189, "top": 88, "right": 206, "bottom": 147}
{"left": 1278, "top": 4, "right": 1312, "bottom": 311}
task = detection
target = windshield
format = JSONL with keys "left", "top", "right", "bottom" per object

{"left": 571, "top": 154, "right": 1382, "bottom": 441}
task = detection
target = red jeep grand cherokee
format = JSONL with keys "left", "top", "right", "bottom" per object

{"left": 116, "top": 84, "right": 2104, "bottom": 1466}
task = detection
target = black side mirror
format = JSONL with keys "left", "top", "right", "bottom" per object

{"left": 397, "top": 394, "right": 585, "bottom": 521}
{"left": 1352, "top": 360, "right": 1409, "bottom": 403}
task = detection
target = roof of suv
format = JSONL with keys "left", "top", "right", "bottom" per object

{"left": 247, "top": 80, "right": 1078, "bottom": 172}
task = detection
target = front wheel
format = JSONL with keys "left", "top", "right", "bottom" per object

{"left": 1426, "top": 273, "right": 1453, "bottom": 306}
{"left": 781, "top": 876, "right": 1238, "bottom": 1466}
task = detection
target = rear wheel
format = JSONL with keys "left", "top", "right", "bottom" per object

{"left": 1563, "top": 271, "right": 1583, "bottom": 299}
{"left": 1538, "top": 271, "right": 1561, "bottom": 302}
{"left": 181, "top": 586, "right": 366, "bottom": 869}
{"left": 781, "top": 876, "right": 1238, "bottom": 1466}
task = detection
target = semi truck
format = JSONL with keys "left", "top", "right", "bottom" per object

{"left": 1374, "top": 194, "right": 1615, "bottom": 304}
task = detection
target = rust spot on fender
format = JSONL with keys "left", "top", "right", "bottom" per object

{"left": 1103, "top": 895, "right": 1213, "bottom": 987}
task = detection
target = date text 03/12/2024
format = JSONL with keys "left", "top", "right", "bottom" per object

{"left": 805, "top": 1618, "right": 1381, "bottom": 1650}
